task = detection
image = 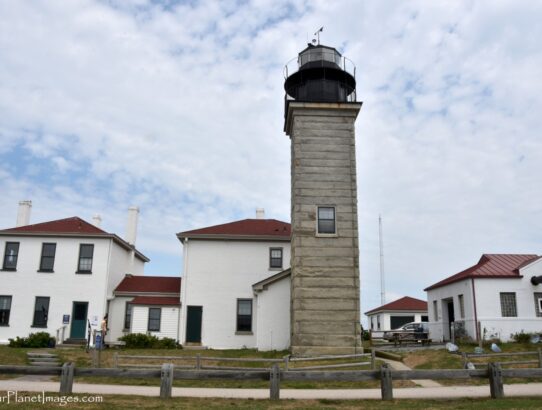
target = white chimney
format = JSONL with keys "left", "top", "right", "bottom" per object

{"left": 256, "top": 208, "right": 265, "bottom": 219}
{"left": 125, "top": 206, "right": 139, "bottom": 246}
{"left": 16, "top": 200, "right": 32, "bottom": 227}
{"left": 92, "top": 214, "right": 102, "bottom": 228}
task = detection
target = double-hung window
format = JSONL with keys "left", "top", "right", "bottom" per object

{"left": 0, "top": 296, "right": 12, "bottom": 326}
{"left": 39, "top": 243, "right": 56, "bottom": 272}
{"left": 269, "top": 248, "right": 283, "bottom": 269}
{"left": 32, "top": 297, "right": 50, "bottom": 327}
{"left": 317, "top": 207, "right": 336, "bottom": 234}
{"left": 148, "top": 308, "right": 161, "bottom": 332}
{"left": 124, "top": 303, "right": 133, "bottom": 330}
{"left": 2, "top": 242, "right": 19, "bottom": 270}
{"left": 236, "top": 299, "right": 252, "bottom": 332}
{"left": 77, "top": 244, "right": 94, "bottom": 273}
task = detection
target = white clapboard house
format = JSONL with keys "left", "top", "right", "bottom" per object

{"left": 108, "top": 275, "right": 181, "bottom": 342}
{"left": 425, "top": 254, "right": 542, "bottom": 342}
{"left": 0, "top": 202, "right": 148, "bottom": 345}
{"left": 177, "top": 210, "right": 292, "bottom": 351}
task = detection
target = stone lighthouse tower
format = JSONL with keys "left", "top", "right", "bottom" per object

{"left": 284, "top": 43, "right": 362, "bottom": 355}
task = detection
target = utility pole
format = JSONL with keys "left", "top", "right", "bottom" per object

{"left": 379, "top": 215, "right": 385, "bottom": 305}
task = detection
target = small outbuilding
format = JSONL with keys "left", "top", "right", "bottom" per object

{"left": 424, "top": 254, "right": 542, "bottom": 342}
{"left": 365, "top": 296, "right": 428, "bottom": 331}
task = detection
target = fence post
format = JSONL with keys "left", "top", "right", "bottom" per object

{"left": 59, "top": 362, "right": 75, "bottom": 394}
{"left": 380, "top": 363, "right": 393, "bottom": 401}
{"left": 114, "top": 353, "right": 118, "bottom": 368}
{"left": 538, "top": 348, "right": 542, "bottom": 368}
{"left": 269, "top": 363, "right": 280, "bottom": 401}
{"left": 196, "top": 354, "right": 201, "bottom": 371}
{"left": 488, "top": 362, "right": 504, "bottom": 399}
{"left": 91, "top": 350, "right": 97, "bottom": 368}
{"left": 284, "top": 356, "right": 289, "bottom": 372}
{"left": 462, "top": 352, "right": 468, "bottom": 369}
{"left": 160, "top": 363, "right": 174, "bottom": 399}
{"left": 371, "top": 349, "right": 376, "bottom": 370}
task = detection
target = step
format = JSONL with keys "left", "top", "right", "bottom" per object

{"left": 29, "top": 357, "right": 59, "bottom": 362}
{"left": 29, "top": 361, "right": 61, "bottom": 367}
{"left": 27, "top": 353, "right": 57, "bottom": 358}
{"left": 62, "top": 339, "right": 87, "bottom": 345}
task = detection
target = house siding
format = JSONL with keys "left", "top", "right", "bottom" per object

{"left": 255, "top": 276, "right": 290, "bottom": 351}
{"left": 179, "top": 239, "right": 291, "bottom": 349}
{"left": 131, "top": 305, "right": 179, "bottom": 340}
{"left": 0, "top": 236, "right": 111, "bottom": 344}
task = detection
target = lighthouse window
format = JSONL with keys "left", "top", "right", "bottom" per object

{"left": 317, "top": 207, "right": 336, "bottom": 234}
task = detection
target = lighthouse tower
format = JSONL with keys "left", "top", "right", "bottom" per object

{"left": 284, "top": 44, "right": 362, "bottom": 355}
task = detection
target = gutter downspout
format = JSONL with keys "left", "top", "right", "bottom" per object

{"left": 179, "top": 238, "right": 189, "bottom": 344}
{"left": 471, "top": 278, "right": 479, "bottom": 342}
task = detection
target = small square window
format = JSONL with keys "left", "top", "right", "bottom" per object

{"left": 3, "top": 242, "right": 19, "bottom": 270}
{"left": 269, "top": 248, "right": 283, "bottom": 268}
{"left": 317, "top": 206, "right": 336, "bottom": 234}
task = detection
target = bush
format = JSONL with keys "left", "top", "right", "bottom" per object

{"left": 119, "top": 333, "right": 179, "bottom": 349}
{"left": 9, "top": 332, "right": 55, "bottom": 348}
{"left": 512, "top": 331, "right": 535, "bottom": 344}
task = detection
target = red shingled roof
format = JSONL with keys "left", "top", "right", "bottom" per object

{"left": 0, "top": 217, "right": 107, "bottom": 234}
{"left": 115, "top": 276, "right": 181, "bottom": 294}
{"left": 130, "top": 296, "right": 180, "bottom": 306}
{"left": 178, "top": 219, "right": 290, "bottom": 240}
{"left": 424, "top": 254, "right": 539, "bottom": 291}
{"left": 365, "top": 297, "right": 427, "bottom": 315}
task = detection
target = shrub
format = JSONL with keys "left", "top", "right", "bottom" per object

{"left": 512, "top": 331, "right": 535, "bottom": 344}
{"left": 9, "top": 332, "right": 55, "bottom": 348}
{"left": 119, "top": 333, "right": 178, "bottom": 349}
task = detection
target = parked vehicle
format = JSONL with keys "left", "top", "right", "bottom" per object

{"left": 383, "top": 322, "right": 429, "bottom": 343}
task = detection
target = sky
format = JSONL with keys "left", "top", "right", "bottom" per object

{"left": 1, "top": 0, "right": 541, "bottom": 321}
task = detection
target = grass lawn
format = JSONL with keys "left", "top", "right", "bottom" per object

{"left": 1, "top": 393, "right": 542, "bottom": 409}
{"left": 402, "top": 342, "right": 542, "bottom": 386}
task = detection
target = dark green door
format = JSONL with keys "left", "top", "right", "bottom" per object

{"left": 186, "top": 306, "right": 202, "bottom": 343}
{"left": 70, "top": 302, "right": 88, "bottom": 339}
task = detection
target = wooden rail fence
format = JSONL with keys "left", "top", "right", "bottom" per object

{"left": 112, "top": 352, "right": 376, "bottom": 371}
{"left": 1, "top": 363, "right": 542, "bottom": 400}
{"left": 461, "top": 348, "right": 542, "bottom": 369}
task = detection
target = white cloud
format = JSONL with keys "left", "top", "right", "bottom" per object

{"left": 0, "top": 0, "right": 541, "bottom": 313}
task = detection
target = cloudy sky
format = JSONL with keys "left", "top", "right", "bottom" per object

{"left": 1, "top": 0, "right": 541, "bottom": 320}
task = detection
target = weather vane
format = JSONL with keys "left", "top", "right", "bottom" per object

{"left": 312, "top": 27, "right": 323, "bottom": 45}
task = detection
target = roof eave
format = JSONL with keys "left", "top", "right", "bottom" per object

{"left": 177, "top": 233, "right": 290, "bottom": 243}
{"left": 364, "top": 308, "right": 428, "bottom": 315}
{"left": 424, "top": 274, "right": 523, "bottom": 291}
{"left": 0, "top": 231, "right": 150, "bottom": 262}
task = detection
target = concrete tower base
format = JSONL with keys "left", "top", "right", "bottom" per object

{"left": 285, "top": 101, "right": 362, "bottom": 356}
